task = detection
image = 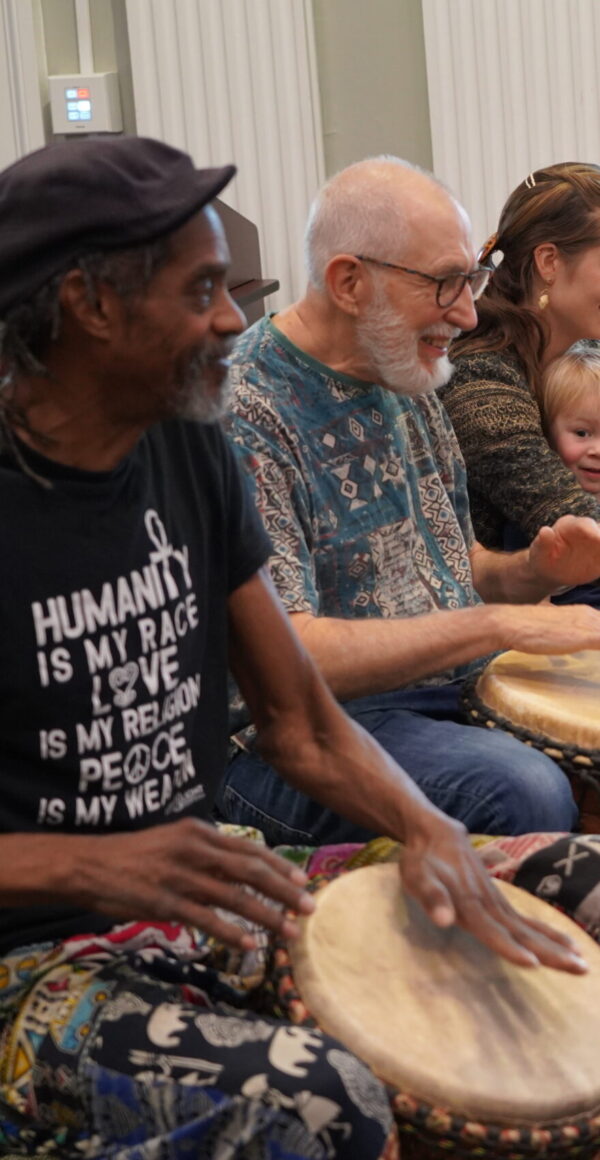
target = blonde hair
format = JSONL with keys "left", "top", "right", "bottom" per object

{"left": 541, "top": 341, "right": 600, "bottom": 432}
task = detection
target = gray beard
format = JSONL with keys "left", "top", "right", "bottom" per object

{"left": 176, "top": 376, "right": 233, "bottom": 423}
{"left": 356, "top": 289, "right": 457, "bottom": 397}
{"left": 172, "top": 352, "right": 233, "bottom": 423}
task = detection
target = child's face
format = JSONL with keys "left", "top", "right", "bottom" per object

{"left": 549, "top": 388, "right": 600, "bottom": 494}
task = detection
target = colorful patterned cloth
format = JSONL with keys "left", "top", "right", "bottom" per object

{"left": 3, "top": 829, "right": 600, "bottom": 1159}
{"left": 0, "top": 828, "right": 397, "bottom": 1160}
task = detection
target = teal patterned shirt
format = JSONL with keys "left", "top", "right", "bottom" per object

{"left": 226, "top": 315, "right": 482, "bottom": 688}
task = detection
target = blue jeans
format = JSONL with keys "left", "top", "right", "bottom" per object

{"left": 217, "top": 684, "right": 579, "bottom": 845}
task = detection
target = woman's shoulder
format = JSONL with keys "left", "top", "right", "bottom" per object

{"left": 443, "top": 347, "right": 527, "bottom": 395}
{"left": 440, "top": 345, "right": 539, "bottom": 441}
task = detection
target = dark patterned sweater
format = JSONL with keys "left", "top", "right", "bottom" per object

{"left": 440, "top": 348, "right": 600, "bottom": 549}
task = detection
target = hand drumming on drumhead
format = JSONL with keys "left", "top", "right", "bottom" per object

{"left": 228, "top": 570, "right": 589, "bottom": 973}
{"left": 529, "top": 514, "right": 600, "bottom": 591}
{"left": 493, "top": 599, "right": 600, "bottom": 655}
{"left": 398, "top": 809, "right": 589, "bottom": 974}
{"left": 0, "top": 820, "right": 315, "bottom": 951}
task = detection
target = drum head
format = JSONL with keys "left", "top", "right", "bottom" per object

{"left": 289, "top": 863, "right": 600, "bottom": 1124}
{"left": 476, "top": 650, "right": 600, "bottom": 750}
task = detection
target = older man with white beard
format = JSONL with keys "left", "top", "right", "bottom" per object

{"left": 218, "top": 155, "right": 600, "bottom": 844}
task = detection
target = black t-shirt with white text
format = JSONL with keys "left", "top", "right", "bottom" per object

{"left": 0, "top": 419, "right": 270, "bottom": 953}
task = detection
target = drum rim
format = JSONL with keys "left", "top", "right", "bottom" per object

{"left": 270, "top": 868, "right": 600, "bottom": 1158}
{"left": 461, "top": 670, "right": 600, "bottom": 792}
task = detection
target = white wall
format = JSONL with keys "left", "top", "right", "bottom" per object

{"left": 124, "top": 0, "right": 325, "bottom": 309}
{"left": 0, "top": 0, "right": 46, "bottom": 169}
{"left": 312, "top": 0, "right": 433, "bottom": 176}
{"left": 423, "top": 0, "right": 600, "bottom": 251}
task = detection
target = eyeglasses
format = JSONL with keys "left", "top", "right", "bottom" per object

{"left": 353, "top": 255, "right": 494, "bottom": 308}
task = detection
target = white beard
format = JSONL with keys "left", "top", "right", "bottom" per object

{"left": 356, "top": 284, "right": 458, "bottom": 397}
{"left": 172, "top": 351, "right": 233, "bottom": 423}
{"left": 176, "top": 374, "right": 233, "bottom": 423}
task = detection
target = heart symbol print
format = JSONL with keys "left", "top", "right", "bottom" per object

{"left": 108, "top": 662, "right": 139, "bottom": 707}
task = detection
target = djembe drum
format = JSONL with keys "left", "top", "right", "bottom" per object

{"left": 272, "top": 862, "right": 600, "bottom": 1158}
{"left": 462, "top": 650, "right": 600, "bottom": 833}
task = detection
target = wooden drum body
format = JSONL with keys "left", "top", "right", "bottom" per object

{"left": 273, "top": 863, "right": 600, "bottom": 1158}
{"left": 463, "top": 650, "right": 600, "bottom": 834}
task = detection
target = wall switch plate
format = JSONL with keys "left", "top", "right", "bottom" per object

{"left": 48, "top": 72, "right": 123, "bottom": 134}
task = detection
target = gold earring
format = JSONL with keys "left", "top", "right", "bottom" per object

{"left": 538, "top": 284, "right": 551, "bottom": 310}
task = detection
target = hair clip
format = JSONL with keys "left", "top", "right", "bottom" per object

{"left": 477, "top": 232, "right": 499, "bottom": 264}
{"left": 525, "top": 172, "right": 537, "bottom": 189}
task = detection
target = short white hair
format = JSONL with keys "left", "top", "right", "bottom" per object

{"left": 304, "top": 155, "right": 448, "bottom": 290}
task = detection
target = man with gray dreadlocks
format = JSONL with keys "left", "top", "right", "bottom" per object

{"left": 0, "top": 137, "right": 589, "bottom": 1160}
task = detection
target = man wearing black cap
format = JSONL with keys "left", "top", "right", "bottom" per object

{"left": 0, "top": 137, "right": 587, "bottom": 1159}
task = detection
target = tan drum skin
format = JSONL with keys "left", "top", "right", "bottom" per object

{"left": 465, "top": 650, "right": 600, "bottom": 833}
{"left": 289, "top": 863, "right": 600, "bottom": 1131}
{"left": 476, "top": 651, "right": 600, "bottom": 753}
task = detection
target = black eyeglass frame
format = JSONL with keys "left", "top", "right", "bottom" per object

{"left": 353, "top": 254, "right": 493, "bottom": 308}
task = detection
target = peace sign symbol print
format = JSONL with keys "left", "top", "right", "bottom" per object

{"left": 124, "top": 744, "right": 151, "bottom": 785}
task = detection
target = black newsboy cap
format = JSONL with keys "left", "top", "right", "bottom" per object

{"left": 0, "top": 135, "right": 236, "bottom": 316}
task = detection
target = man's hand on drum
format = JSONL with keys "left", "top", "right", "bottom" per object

{"left": 399, "top": 809, "right": 589, "bottom": 974}
{"left": 529, "top": 514, "right": 600, "bottom": 592}
{"left": 495, "top": 599, "right": 600, "bottom": 654}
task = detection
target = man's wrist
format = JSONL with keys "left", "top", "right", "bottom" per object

{"left": 0, "top": 832, "right": 100, "bottom": 907}
{"left": 508, "top": 547, "right": 553, "bottom": 601}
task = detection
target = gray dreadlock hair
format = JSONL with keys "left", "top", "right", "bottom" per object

{"left": 0, "top": 236, "right": 171, "bottom": 483}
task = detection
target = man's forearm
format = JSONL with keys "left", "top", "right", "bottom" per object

{"left": 232, "top": 569, "right": 600, "bottom": 820}
{"left": 254, "top": 675, "right": 444, "bottom": 843}
{"left": 291, "top": 596, "right": 600, "bottom": 701}
{"left": 291, "top": 604, "right": 505, "bottom": 700}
